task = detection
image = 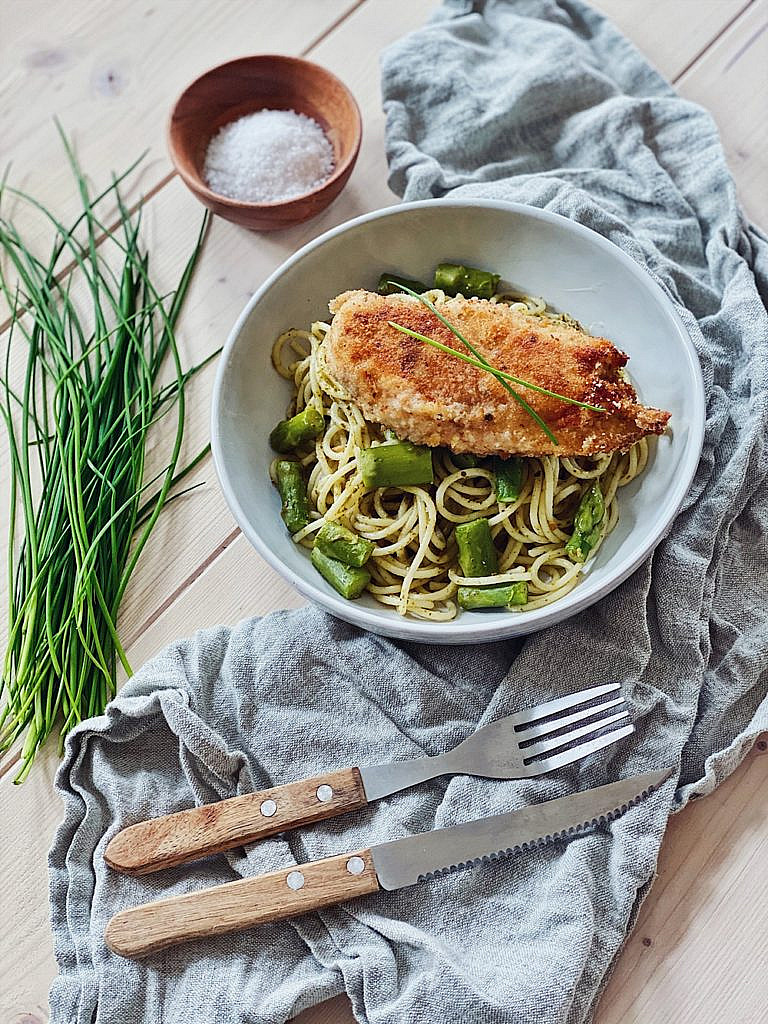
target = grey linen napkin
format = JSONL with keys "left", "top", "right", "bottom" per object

{"left": 49, "top": 2, "right": 768, "bottom": 1022}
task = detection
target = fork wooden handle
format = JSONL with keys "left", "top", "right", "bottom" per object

{"left": 105, "top": 847, "right": 380, "bottom": 958}
{"left": 104, "top": 767, "right": 367, "bottom": 876}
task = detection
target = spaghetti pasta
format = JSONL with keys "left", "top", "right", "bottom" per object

{"left": 270, "top": 292, "right": 649, "bottom": 621}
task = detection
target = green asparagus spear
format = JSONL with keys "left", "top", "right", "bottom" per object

{"left": 359, "top": 441, "right": 434, "bottom": 487}
{"left": 565, "top": 483, "right": 605, "bottom": 562}
{"left": 434, "top": 263, "right": 501, "bottom": 299}
{"left": 492, "top": 456, "right": 524, "bottom": 502}
{"left": 377, "top": 273, "right": 428, "bottom": 296}
{"left": 311, "top": 546, "right": 371, "bottom": 599}
{"left": 452, "top": 453, "right": 478, "bottom": 469}
{"left": 269, "top": 406, "right": 325, "bottom": 453}
{"left": 455, "top": 518, "right": 499, "bottom": 577}
{"left": 315, "top": 521, "right": 374, "bottom": 568}
{"left": 458, "top": 581, "right": 528, "bottom": 609}
{"left": 275, "top": 460, "right": 311, "bottom": 535}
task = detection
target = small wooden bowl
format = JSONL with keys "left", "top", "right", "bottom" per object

{"left": 168, "top": 55, "right": 362, "bottom": 232}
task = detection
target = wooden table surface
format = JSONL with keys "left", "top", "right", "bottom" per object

{"left": 1, "top": 2, "right": 766, "bottom": 1022}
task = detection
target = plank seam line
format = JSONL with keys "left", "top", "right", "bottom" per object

{"left": 673, "top": 0, "right": 756, "bottom": 83}
{"left": 94, "top": 1, "right": 371, "bottom": 639}
{"left": 0, "top": 746, "right": 21, "bottom": 780}
{"left": 595, "top": 751, "right": 768, "bottom": 1021}
{"left": 0, "top": 0, "right": 368, "bottom": 340}
{"left": 301, "top": 0, "right": 369, "bottom": 57}
{"left": 722, "top": 15, "right": 768, "bottom": 71}
{"left": 125, "top": 525, "right": 242, "bottom": 646}
{"left": 0, "top": 2, "right": 371, "bottom": 749}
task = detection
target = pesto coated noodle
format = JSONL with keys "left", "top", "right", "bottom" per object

{"left": 270, "top": 291, "right": 648, "bottom": 621}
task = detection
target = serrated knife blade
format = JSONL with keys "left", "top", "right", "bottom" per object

{"left": 371, "top": 767, "right": 672, "bottom": 889}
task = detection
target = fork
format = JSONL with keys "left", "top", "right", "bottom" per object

{"left": 104, "top": 682, "right": 632, "bottom": 876}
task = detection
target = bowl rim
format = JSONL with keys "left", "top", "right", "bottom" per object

{"left": 211, "top": 198, "right": 706, "bottom": 642}
{"left": 167, "top": 53, "right": 363, "bottom": 211}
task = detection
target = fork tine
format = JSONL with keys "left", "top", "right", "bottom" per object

{"left": 523, "top": 710, "right": 630, "bottom": 759}
{"left": 529, "top": 723, "right": 635, "bottom": 774}
{"left": 513, "top": 682, "right": 621, "bottom": 728}
{"left": 515, "top": 695, "right": 626, "bottom": 742}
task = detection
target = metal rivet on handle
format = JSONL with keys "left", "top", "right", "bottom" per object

{"left": 316, "top": 784, "right": 333, "bottom": 803}
{"left": 260, "top": 799, "right": 277, "bottom": 817}
{"left": 346, "top": 856, "right": 365, "bottom": 876}
{"left": 286, "top": 871, "right": 305, "bottom": 891}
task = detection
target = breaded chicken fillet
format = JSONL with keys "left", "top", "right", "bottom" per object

{"left": 324, "top": 290, "right": 670, "bottom": 457}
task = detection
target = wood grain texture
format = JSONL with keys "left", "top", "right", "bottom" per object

{"left": 105, "top": 847, "right": 379, "bottom": 958}
{"left": 596, "top": 738, "right": 768, "bottom": 1023}
{"left": 591, "top": 0, "right": 752, "bottom": 80}
{"left": 0, "top": 0, "right": 438, "bottom": 737}
{"left": 0, "top": 0, "right": 358, "bottom": 324}
{"left": 104, "top": 766, "right": 367, "bottom": 875}
{"left": 0, "top": 0, "right": 766, "bottom": 1021}
{"left": 677, "top": 0, "right": 768, "bottom": 222}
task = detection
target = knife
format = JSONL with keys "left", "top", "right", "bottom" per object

{"left": 104, "top": 682, "right": 633, "bottom": 876}
{"left": 104, "top": 766, "right": 671, "bottom": 958}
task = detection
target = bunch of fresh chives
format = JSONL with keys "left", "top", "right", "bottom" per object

{"left": 0, "top": 126, "right": 212, "bottom": 781}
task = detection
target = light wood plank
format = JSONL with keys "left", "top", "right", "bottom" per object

{"left": 0, "top": 0, "right": 437, "bottom": 683}
{"left": 596, "top": 740, "right": 768, "bottom": 1023}
{"left": 0, "top": 0, "right": 357, "bottom": 324}
{"left": 1, "top": 0, "right": 767, "bottom": 1021}
{"left": 0, "top": 0, "right": 356, "bottom": 170}
{"left": 0, "top": 0, "right": 434, "bottom": 1008}
{"left": 677, "top": 0, "right": 768, "bottom": 223}
{"left": 126, "top": 536, "right": 305, "bottom": 668}
{"left": 0, "top": 743, "right": 63, "bottom": 1022}
{"left": 591, "top": 0, "right": 751, "bottom": 81}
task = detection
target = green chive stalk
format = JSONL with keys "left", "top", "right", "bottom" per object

{"left": 0, "top": 125, "right": 213, "bottom": 781}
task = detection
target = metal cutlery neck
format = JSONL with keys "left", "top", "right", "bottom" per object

{"left": 359, "top": 751, "right": 461, "bottom": 803}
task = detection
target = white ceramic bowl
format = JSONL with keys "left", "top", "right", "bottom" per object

{"left": 211, "top": 200, "right": 704, "bottom": 644}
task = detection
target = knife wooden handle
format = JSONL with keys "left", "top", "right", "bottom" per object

{"left": 105, "top": 847, "right": 380, "bottom": 958}
{"left": 104, "top": 767, "right": 367, "bottom": 876}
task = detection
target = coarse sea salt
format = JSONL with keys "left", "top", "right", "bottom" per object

{"left": 203, "top": 108, "right": 335, "bottom": 204}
